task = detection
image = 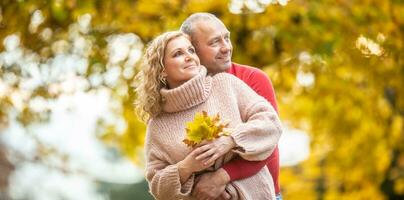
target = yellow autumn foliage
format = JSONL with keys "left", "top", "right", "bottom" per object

{"left": 0, "top": 0, "right": 403, "bottom": 199}
{"left": 183, "top": 111, "right": 230, "bottom": 147}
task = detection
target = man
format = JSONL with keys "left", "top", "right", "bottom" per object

{"left": 180, "top": 13, "right": 281, "bottom": 200}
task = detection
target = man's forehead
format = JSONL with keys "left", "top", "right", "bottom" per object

{"left": 193, "top": 20, "right": 229, "bottom": 37}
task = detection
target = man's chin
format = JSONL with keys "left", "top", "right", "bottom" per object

{"left": 215, "top": 64, "right": 231, "bottom": 73}
{"left": 205, "top": 62, "right": 232, "bottom": 73}
{"left": 222, "top": 61, "right": 232, "bottom": 70}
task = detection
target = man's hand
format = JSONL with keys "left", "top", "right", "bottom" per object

{"left": 192, "top": 168, "right": 231, "bottom": 200}
{"left": 217, "top": 191, "right": 231, "bottom": 200}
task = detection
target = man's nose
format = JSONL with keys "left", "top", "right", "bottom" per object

{"left": 220, "top": 40, "right": 231, "bottom": 53}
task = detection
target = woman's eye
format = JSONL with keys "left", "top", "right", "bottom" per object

{"left": 173, "top": 51, "right": 182, "bottom": 57}
{"left": 189, "top": 48, "right": 195, "bottom": 54}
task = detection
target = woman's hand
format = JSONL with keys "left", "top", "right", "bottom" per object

{"left": 195, "top": 136, "right": 236, "bottom": 166}
{"left": 177, "top": 136, "right": 235, "bottom": 184}
{"left": 177, "top": 145, "right": 216, "bottom": 183}
{"left": 179, "top": 145, "right": 216, "bottom": 173}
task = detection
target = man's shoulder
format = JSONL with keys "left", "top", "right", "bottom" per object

{"left": 232, "top": 62, "right": 258, "bottom": 68}
{"left": 229, "top": 62, "right": 269, "bottom": 82}
{"left": 230, "top": 62, "right": 259, "bottom": 73}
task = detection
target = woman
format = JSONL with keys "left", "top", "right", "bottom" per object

{"left": 135, "top": 31, "right": 282, "bottom": 200}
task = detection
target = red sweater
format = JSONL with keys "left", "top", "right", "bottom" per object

{"left": 224, "top": 63, "right": 280, "bottom": 194}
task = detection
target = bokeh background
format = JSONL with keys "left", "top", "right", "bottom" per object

{"left": 0, "top": 0, "right": 403, "bottom": 199}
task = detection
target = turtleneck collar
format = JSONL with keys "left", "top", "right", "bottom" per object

{"left": 160, "top": 66, "right": 212, "bottom": 113}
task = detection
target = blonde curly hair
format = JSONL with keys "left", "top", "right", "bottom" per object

{"left": 134, "top": 31, "right": 188, "bottom": 122}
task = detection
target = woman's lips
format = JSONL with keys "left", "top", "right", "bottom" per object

{"left": 184, "top": 64, "right": 197, "bottom": 69}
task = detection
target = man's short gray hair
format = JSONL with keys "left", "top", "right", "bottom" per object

{"left": 180, "top": 12, "right": 219, "bottom": 38}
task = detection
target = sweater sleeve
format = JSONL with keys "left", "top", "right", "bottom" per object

{"left": 145, "top": 124, "right": 195, "bottom": 200}
{"left": 226, "top": 75, "right": 282, "bottom": 161}
{"left": 222, "top": 69, "right": 280, "bottom": 182}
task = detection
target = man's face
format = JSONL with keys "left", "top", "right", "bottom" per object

{"left": 191, "top": 20, "right": 233, "bottom": 74}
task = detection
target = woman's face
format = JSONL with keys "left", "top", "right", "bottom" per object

{"left": 163, "top": 36, "right": 201, "bottom": 88}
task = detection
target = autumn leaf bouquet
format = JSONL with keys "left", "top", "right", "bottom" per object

{"left": 183, "top": 111, "right": 230, "bottom": 147}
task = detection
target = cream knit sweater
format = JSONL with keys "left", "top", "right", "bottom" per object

{"left": 145, "top": 67, "right": 282, "bottom": 200}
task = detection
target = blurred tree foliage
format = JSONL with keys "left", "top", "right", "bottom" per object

{"left": 0, "top": 0, "right": 403, "bottom": 199}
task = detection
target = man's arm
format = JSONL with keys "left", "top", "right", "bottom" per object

{"left": 248, "top": 69, "right": 279, "bottom": 112}
{"left": 222, "top": 69, "right": 279, "bottom": 180}
{"left": 193, "top": 69, "right": 280, "bottom": 199}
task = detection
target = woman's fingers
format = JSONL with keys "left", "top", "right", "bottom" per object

{"left": 192, "top": 143, "right": 211, "bottom": 157}
{"left": 191, "top": 144, "right": 211, "bottom": 156}
{"left": 201, "top": 157, "right": 215, "bottom": 167}
{"left": 195, "top": 147, "right": 216, "bottom": 161}
{"left": 192, "top": 143, "right": 221, "bottom": 167}
{"left": 203, "top": 153, "right": 219, "bottom": 165}
{"left": 195, "top": 140, "right": 210, "bottom": 147}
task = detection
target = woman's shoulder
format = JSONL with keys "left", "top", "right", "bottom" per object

{"left": 147, "top": 115, "right": 166, "bottom": 127}
{"left": 211, "top": 71, "right": 266, "bottom": 104}
{"left": 147, "top": 113, "right": 176, "bottom": 131}
{"left": 212, "top": 72, "right": 244, "bottom": 85}
{"left": 145, "top": 117, "right": 167, "bottom": 144}
{"left": 212, "top": 72, "right": 252, "bottom": 92}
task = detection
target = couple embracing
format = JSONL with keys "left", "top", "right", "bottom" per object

{"left": 135, "top": 13, "right": 283, "bottom": 200}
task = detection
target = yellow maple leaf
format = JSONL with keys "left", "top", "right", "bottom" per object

{"left": 183, "top": 111, "right": 230, "bottom": 147}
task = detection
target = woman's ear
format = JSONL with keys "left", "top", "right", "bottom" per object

{"left": 161, "top": 69, "right": 167, "bottom": 77}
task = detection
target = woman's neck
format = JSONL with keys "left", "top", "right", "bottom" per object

{"left": 167, "top": 80, "right": 186, "bottom": 89}
{"left": 160, "top": 66, "right": 211, "bottom": 113}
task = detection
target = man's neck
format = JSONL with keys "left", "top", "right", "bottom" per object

{"left": 206, "top": 64, "right": 233, "bottom": 75}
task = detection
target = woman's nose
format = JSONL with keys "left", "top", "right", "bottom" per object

{"left": 185, "top": 54, "right": 192, "bottom": 62}
{"left": 184, "top": 52, "right": 195, "bottom": 61}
